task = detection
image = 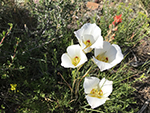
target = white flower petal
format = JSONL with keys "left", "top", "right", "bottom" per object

{"left": 90, "top": 23, "right": 102, "bottom": 40}
{"left": 85, "top": 95, "right": 107, "bottom": 109}
{"left": 82, "top": 23, "right": 95, "bottom": 35}
{"left": 110, "top": 44, "right": 124, "bottom": 66}
{"left": 74, "top": 27, "right": 84, "bottom": 40}
{"left": 105, "top": 45, "right": 117, "bottom": 63}
{"left": 93, "top": 57, "right": 113, "bottom": 71}
{"left": 76, "top": 51, "right": 87, "bottom": 67}
{"left": 99, "top": 78, "right": 113, "bottom": 97}
{"left": 81, "top": 35, "right": 95, "bottom": 53}
{"left": 83, "top": 77, "right": 100, "bottom": 94}
{"left": 61, "top": 53, "right": 75, "bottom": 68}
{"left": 94, "top": 41, "right": 111, "bottom": 57}
{"left": 79, "top": 38, "right": 86, "bottom": 50}
{"left": 67, "top": 44, "right": 81, "bottom": 58}
{"left": 90, "top": 35, "right": 103, "bottom": 49}
{"left": 82, "top": 34, "right": 95, "bottom": 44}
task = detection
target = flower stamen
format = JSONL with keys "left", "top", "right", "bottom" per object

{"left": 84, "top": 40, "right": 92, "bottom": 48}
{"left": 89, "top": 88, "right": 103, "bottom": 99}
{"left": 96, "top": 54, "right": 109, "bottom": 63}
{"left": 72, "top": 56, "right": 80, "bottom": 66}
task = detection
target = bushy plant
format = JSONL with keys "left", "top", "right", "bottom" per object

{"left": 0, "top": 0, "right": 149, "bottom": 113}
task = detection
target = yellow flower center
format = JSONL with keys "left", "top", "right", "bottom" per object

{"left": 84, "top": 40, "right": 92, "bottom": 48}
{"left": 96, "top": 54, "right": 109, "bottom": 63}
{"left": 89, "top": 88, "right": 103, "bottom": 99}
{"left": 72, "top": 56, "right": 80, "bottom": 66}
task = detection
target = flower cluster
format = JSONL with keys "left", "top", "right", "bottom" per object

{"left": 61, "top": 23, "right": 123, "bottom": 71}
{"left": 61, "top": 15, "right": 123, "bottom": 109}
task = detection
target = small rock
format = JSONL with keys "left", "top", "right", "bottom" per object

{"left": 86, "top": 2, "right": 99, "bottom": 10}
{"left": 33, "top": 0, "right": 39, "bottom": 4}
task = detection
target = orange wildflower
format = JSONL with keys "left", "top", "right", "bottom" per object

{"left": 112, "top": 14, "right": 122, "bottom": 26}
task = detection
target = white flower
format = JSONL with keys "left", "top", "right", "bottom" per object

{"left": 93, "top": 41, "right": 124, "bottom": 71}
{"left": 61, "top": 44, "right": 87, "bottom": 68}
{"left": 74, "top": 23, "right": 103, "bottom": 53}
{"left": 83, "top": 77, "right": 113, "bottom": 109}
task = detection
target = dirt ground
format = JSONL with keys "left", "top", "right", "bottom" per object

{"left": 133, "top": 36, "right": 150, "bottom": 113}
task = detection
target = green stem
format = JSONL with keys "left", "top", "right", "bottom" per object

{"left": 113, "top": 74, "right": 133, "bottom": 84}
{"left": 71, "top": 67, "right": 79, "bottom": 99}
{"left": 75, "top": 64, "right": 95, "bottom": 99}
{"left": 0, "top": 24, "right": 13, "bottom": 45}
{"left": 58, "top": 72, "right": 73, "bottom": 93}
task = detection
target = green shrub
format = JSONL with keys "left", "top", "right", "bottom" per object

{"left": 0, "top": 0, "right": 149, "bottom": 112}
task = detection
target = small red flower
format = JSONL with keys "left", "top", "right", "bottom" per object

{"left": 112, "top": 14, "right": 122, "bottom": 26}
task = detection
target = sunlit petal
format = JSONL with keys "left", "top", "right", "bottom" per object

{"left": 94, "top": 41, "right": 111, "bottom": 57}
{"left": 105, "top": 45, "right": 117, "bottom": 63}
{"left": 74, "top": 27, "right": 84, "bottom": 40}
{"left": 76, "top": 50, "right": 88, "bottom": 67}
{"left": 110, "top": 44, "right": 124, "bottom": 66}
{"left": 90, "top": 35, "right": 103, "bottom": 49}
{"left": 85, "top": 95, "right": 107, "bottom": 109}
{"left": 82, "top": 34, "right": 95, "bottom": 45}
{"left": 82, "top": 23, "right": 95, "bottom": 35}
{"left": 67, "top": 44, "right": 81, "bottom": 58}
{"left": 61, "top": 53, "right": 75, "bottom": 68}
{"left": 99, "top": 78, "right": 113, "bottom": 97}
{"left": 93, "top": 57, "right": 113, "bottom": 71}
{"left": 90, "top": 23, "right": 102, "bottom": 39}
{"left": 83, "top": 77, "right": 100, "bottom": 94}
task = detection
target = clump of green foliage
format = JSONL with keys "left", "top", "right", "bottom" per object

{"left": 0, "top": 0, "right": 149, "bottom": 113}
{"left": 140, "top": 0, "right": 150, "bottom": 10}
